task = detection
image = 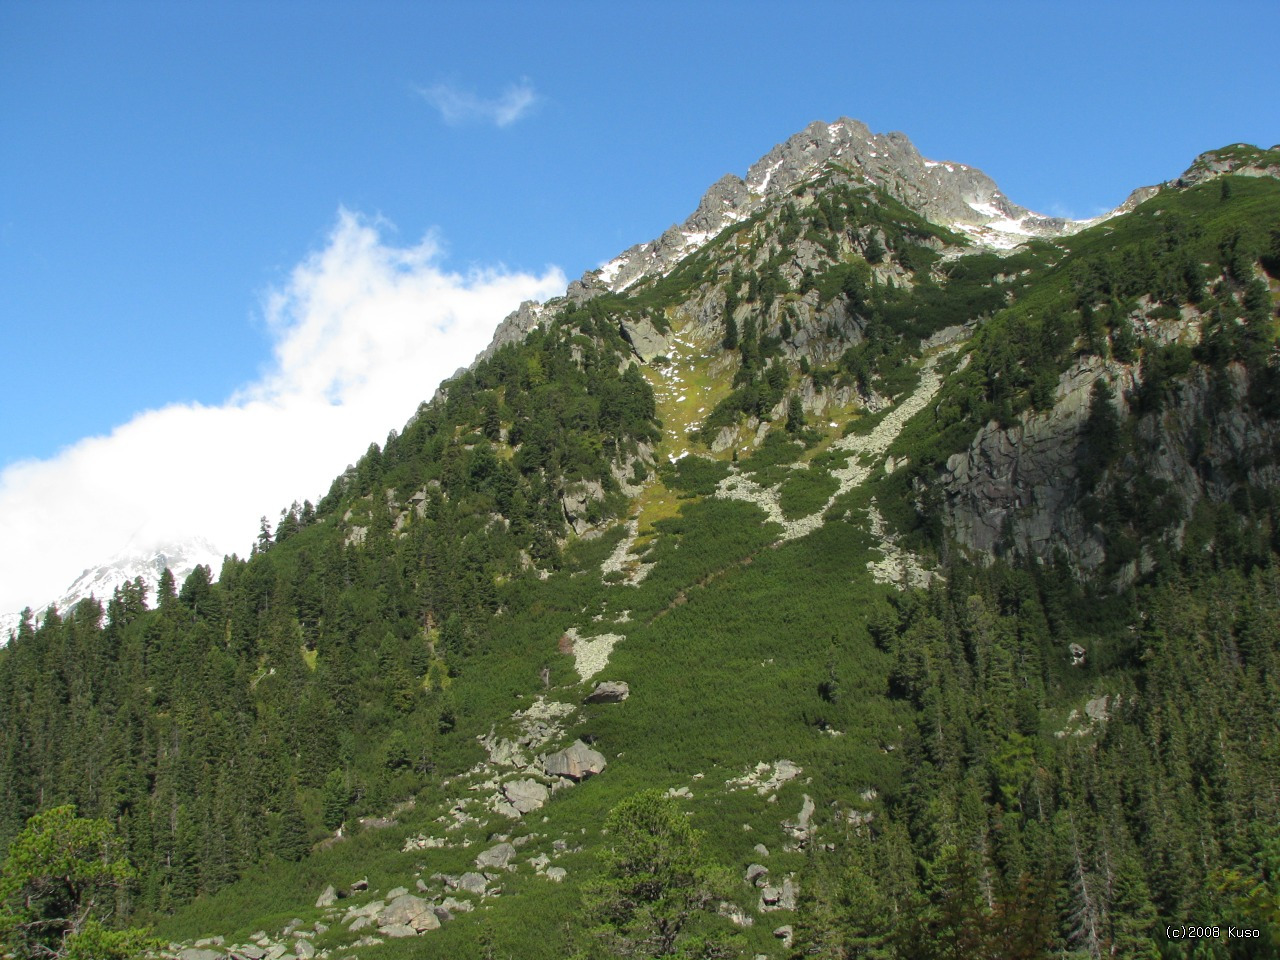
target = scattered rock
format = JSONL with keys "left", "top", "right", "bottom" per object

{"left": 728, "top": 760, "right": 802, "bottom": 795}
{"left": 745, "top": 863, "right": 769, "bottom": 886}
{"left": 774, "top": 925, "right": 795, "bottom": 947}
{"left": 584, "top": 680, "right": 630, "bottom": 703}
{"left": 718, "top": 901, "right": 754, "bottom": 927}
{"left": 294, "top": 939, "right": 316, "bottom": 959}
{"left": 386, "top": 886, "right": 408, "bottom": 899}
{"left": 350, "top": 877, "right": 368, "bottom": 891}
{"left": 179, "top": 951, "right": 222, "bottom": 960}
{"left": 1070, "top": 642, "right": 1087, "bottom": 666}
{"left": 753, "top": 843, "right": 770, "bottom": 858}
{"left": 545, "top": 866, "right": 567, "bottom": 882}
{"left": 542, "top": 739, "right": 607, "bottom": 781}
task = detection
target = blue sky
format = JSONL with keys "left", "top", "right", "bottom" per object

{"left": 1, "top": 0, "right": 1277, "bottom": 612}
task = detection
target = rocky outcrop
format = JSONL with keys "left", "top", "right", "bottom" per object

{"left": 941, "top": 355, "right": 1132, "bottom": 571}
{"left": 620, "top": 317, "right": 670, "bottom": 363}
{"left": 561, "top": 479, "right": 605, "bottom": 536}
{"left": 940, "top": 354, "right": 1280, "bottom": 577}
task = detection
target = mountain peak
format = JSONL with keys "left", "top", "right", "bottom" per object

{"left": 580, "top": 119, "right": 1087, "bottom": 298}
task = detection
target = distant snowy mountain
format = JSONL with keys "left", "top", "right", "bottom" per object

{"left": 0, "top": 538, "right": 225, "bottom": 642}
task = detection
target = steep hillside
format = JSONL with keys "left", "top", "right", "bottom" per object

{"left": 2, "top": 125, "right": 1279, "bottom": 960}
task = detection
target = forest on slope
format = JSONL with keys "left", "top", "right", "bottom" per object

{"left": 2, "top": 140, "right": 1280, "bottom": 960}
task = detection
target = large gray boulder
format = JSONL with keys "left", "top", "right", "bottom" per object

{"left": 543, "top": 739, "right": 607, "bottom": 781}
{"left": 502, "top": 778, "right": 549, "bottom": 814}
{"left": 584, "top": 680, "right": 630, "bottom": 703}
{"left": 378, "top": 893, "right": 440, "bottom": 933}
{"left": 475, "top": 841, "right": 517, "bottom": 870}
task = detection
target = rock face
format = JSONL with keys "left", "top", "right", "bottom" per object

{"left": 940, "top": 355, "right": 1280, "bottom": 578}
{"left": 542, "top": 739, "right": 607, "bottom": 781}
{"left": 584, "top": 680, "right": 630, "bottom": 703}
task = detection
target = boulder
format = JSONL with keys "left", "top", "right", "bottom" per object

{"left": 294, "top": 940, "right": 316, "bottom": 959}
{"left": 745, "top": 863, "right": 769, "bottom": 886}
{"left": 314, "top": 884, "right": 337, "bottom": 908}
{"left": 179, "top": 951, "right": 222, "bottom": 960}
{"left": 542, "top": 739, "right": 607, "bottom": 781}
{"left": 378, "top": 893, "right": 440, "bottom": 932}
{"left": 584, "top": 681, "right": 630, "bottom": 703}
{"left": 502, "top": 778, "right": 549, "bottom": 815}
{"left": 545, "top": 866, "right": 567, "bottom": 882}
{"left": 458, "top": 872, "right": 488, "bottom": 895}
{"left": 475, "top": 841, "right": 517, "bottom": 870}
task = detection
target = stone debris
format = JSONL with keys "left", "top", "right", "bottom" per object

{"left": 716, "top": 346, "right": 959, "bottom": 553}
{"left": 727, "top": 759, "right": 802, "bottom": 795}
{"left": 600, "top": 519, "right": 655, "bottom": 585}
{"left": 565, "top": 627, "right": 625, "bottom": 681}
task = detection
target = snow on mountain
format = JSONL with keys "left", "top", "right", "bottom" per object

{"left": 0, "top": 537, "right": 225, "bottom": 643}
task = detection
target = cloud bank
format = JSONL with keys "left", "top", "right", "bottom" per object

{"left": 0, "top": 211, "right": 565, "bottom": 614}
{"left": 418, "top": 79, "right": 538, "bottom": 127}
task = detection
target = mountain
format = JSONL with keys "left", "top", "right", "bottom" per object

{"left": 2, "top": 122, "right": 1279, "bottom": 960}
{"left": 0, "top": 537, "right": 224, "bottom": 644}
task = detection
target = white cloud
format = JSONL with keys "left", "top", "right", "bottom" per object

{"left": 418, "top": 79, "right": 538, "bottom": 128}
{"left": 0, "top": 210, "right": 565, "bottom": 614}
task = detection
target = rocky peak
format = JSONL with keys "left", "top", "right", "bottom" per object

{"left": 1176, "top": 143, "right": 1280, "bottom": 189}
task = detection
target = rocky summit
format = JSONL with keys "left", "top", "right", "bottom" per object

{"left": 2, "top": 123, "right": 1279, "bottom": 960}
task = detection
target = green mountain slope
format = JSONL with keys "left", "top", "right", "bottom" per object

{"left": 3, "top": 130, "right": 1280, "bottom": 960}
